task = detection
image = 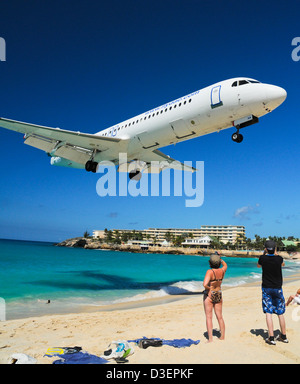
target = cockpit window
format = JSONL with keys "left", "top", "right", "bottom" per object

{"left": 232, "top": 79, "right": 260, "bottom": 87}
{"left": 231, "top": 80, "right": 249, "bottom": 87}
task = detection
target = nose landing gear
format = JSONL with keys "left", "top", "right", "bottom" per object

{"left": 231, "top": 115, "right": 259, "bottom": 143}
{"left": 231, "top": 130, "right": 243, "bottom": 143}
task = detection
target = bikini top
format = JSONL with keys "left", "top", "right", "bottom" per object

{"left": 211, "top": 269, "right": 224, "bottom": 282}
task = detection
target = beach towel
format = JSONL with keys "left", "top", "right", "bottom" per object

{"left": 52, "top": 352, "right": 108, "bottom": 364}
{"left": 128, "top": 337, "right": 200, "bottom": 348}
{"left": 163, "top": 338, "right": 200, "bottom": 348}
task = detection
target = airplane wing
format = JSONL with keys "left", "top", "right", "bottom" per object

{"left": 119, "top": 149, "right": 197, "bottom": 174}
{"left": 145, "top": 149, "right": 197, "bottom": 173}
{"left": 0, "top": 117, "right": 196, "bottom": 173}
{"left": 0, "top": 117, "right": 121, "bottom": 165}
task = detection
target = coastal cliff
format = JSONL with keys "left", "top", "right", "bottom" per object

{"left": 55, "top": 237, "right": 300, "bottom": 260}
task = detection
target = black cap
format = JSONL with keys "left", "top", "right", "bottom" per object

{"left": 265, "top": 240, "right": 276, "bottom": 251}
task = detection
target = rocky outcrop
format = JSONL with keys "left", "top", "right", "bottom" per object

{"left": 56, "top": 238, "right": 87, "bottom": 248}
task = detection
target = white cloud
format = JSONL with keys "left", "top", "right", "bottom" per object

{"left": 234, "top": 204, "right": 260, "bottom": 220}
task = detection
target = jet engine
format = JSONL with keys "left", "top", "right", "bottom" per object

{"left": 50, "top": 156, "right": 85, "bottom": 169}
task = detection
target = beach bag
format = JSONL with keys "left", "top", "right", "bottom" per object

{"left": 138, "top": 338, "right": 163, "bottom": 349}
{"left": 102, "top": 340, "right": 134, "bottom": 360}
{"left": 8, "top": 353, "right": 37, "bottom": 364}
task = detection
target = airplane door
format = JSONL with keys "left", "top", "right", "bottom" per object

{"left": 169, "top": 119, "right": 196, "bottom": 139}
{"left": 210, "top": 85, "right": 223, "bottom": 109}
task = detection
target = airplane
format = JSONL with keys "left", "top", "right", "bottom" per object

{"left": 0, "top": 77, "right": 286, "bottom": 180}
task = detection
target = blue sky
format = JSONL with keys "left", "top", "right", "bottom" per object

{"left": 0, "top": 0, "right": 299, "bottom": 242}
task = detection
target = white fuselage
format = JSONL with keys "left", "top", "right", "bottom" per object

{"left": 93, "top": 77, "right": 286, "bottom": 163}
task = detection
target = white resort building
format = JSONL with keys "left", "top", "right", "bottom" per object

{"left": 93, "top": 225, "right": 245, "bottom": 246}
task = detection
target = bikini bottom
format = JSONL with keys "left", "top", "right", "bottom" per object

{"left": 210, "top": 290, "right": 222, "bottom": 304}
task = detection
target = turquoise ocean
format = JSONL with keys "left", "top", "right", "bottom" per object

{"left": 1, "top": 239, "right": 299, "bottom": 320}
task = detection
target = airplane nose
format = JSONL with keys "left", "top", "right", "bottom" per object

{"left": 266, "top": 85, "right": 287, "bottom": 109}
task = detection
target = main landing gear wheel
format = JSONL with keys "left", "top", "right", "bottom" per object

{"left": 85, "top": 160, "right": 98, "bottom": 173}
{"left": 231, "top": 132, "right": 243, "bottom": 143}
{"left": 129, "top": 170, "right": 142, "bottom": 181}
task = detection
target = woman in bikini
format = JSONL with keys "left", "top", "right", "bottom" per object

{"left": 203, "top": 253, "right": 227, "bottom": 343}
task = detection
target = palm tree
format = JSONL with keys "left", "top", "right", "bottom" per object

{"left": 173, "top": 235, "right": 185, "bottom": 247}
{"left": 165, "top": 231, "right": 172, "bottom": 242}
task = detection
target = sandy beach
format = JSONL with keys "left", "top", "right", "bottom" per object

{"left": 1, "top": 275, "right": 300, "bottom": 365}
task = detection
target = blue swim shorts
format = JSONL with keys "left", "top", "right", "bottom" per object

{"left": 262, "top": 288, "right": 285, "bottom": 315}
